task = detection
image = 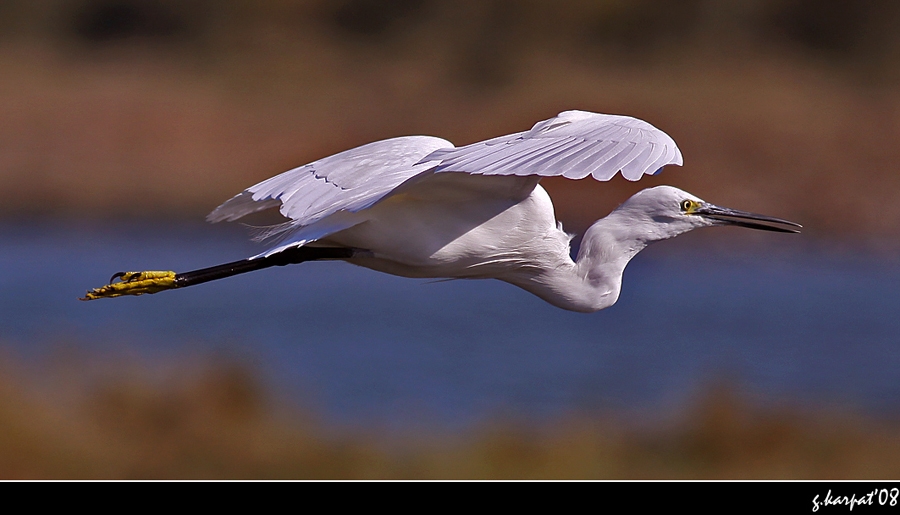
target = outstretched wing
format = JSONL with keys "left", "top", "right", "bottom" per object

{"left": 208, "top": 111, "right": 682, "bottom": 254}
{"left": 207, "top": 136, "right": 452, "bottom": 243}
{"left": 423, "top": 110, "right": 682, "bottom": 181}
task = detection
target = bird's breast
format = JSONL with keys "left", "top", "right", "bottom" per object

{"left": 321, "top": 184, "right": 568, "bottom": 279}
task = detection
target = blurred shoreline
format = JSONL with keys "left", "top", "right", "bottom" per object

{"left": 3, "top": 351, "right": 900, "bottom": 479}
{"left": 2, "top": 1, "right": 900, "bottom": 242}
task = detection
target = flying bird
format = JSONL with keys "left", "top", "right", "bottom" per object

{"left": 82, "top": 110, "right": 800, "bottom": 312}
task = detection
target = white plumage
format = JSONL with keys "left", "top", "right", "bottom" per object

{"left": 428, "top": 110, "right": 682, "bottom": 180}
{"left": 208, "top": 111, "right": 682, "bottom": 256}
{"left": 202, "top": 110, "right": 797, "bottom": 312}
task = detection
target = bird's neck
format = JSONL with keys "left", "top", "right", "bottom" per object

{"left": 506, "top": 210, "right": 654, "bottom": 312}
{"left": 577, "top": 211, "right": 656, "bottom": 308}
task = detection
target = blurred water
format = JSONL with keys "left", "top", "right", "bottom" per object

{"left": 1, "top": 220, "right": 899, "bottom": 429}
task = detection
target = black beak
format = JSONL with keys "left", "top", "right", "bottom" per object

{"left": 695, "top": 204, "right": 802, "bottom": 234}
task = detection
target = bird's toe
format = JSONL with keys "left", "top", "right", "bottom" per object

{"left": 81, "top": 271, "right": 177, "bottom": 301}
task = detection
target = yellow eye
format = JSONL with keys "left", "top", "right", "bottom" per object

{"left": 680, "top": 199, "right": 693, "bottom": 212}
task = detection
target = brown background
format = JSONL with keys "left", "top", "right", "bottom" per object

{"left": 3, "top": 0, "right": 900, "bottom": 243}
{"left": 2, "top": 0, "right": 900, "bottom": 478}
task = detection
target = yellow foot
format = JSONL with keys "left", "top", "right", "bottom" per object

{"left": 80, "top": 271, "right": 177, "bottom": 300}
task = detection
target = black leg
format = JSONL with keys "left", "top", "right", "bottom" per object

{"left": 81, "top": 246, "right": 356, "bottom": 300}
{"left": 174, "top": 247, "right": 356, "bottom": 287}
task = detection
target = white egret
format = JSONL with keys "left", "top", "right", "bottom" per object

{"left": 82, "top": 110, "right": 800, "bottom": 311}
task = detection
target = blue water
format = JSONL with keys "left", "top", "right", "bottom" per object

{"left": 1, "top": 220, "right": 899, "bottom": 429}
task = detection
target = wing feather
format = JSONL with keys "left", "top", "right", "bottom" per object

{"left": 207, "top": 111, "right": 683, "bottom": 255}
{"left": 426, "top": 110, "right": 682, "bottom": 182}
{"left": 208, "top": 136, "right": 452, "bottom": 228}
{"left": 538, "top": 140, "right": 619, "bottom": 180}
{"left": 480, "top": 137, "right": 577, "bottom": 176}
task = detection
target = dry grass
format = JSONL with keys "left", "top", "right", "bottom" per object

{"left": 1, "top": 357, "right": 898, "bottom": 479}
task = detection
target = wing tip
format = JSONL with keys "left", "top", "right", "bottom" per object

{"left": 206, "top": 192, "right": 283, "bottom": 224}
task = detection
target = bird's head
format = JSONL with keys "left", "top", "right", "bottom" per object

{"left": 611, "top": 185, "right": 801, "bottom": 242}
